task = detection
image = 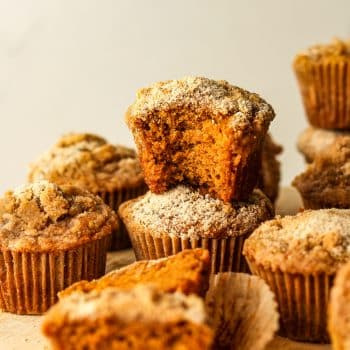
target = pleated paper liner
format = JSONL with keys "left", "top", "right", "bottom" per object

{"left": 247, "top": 260, "right": 334, "bottom": 343}
{"left": 294, "top": 59, "right": 350, "bottom": 129}
{"left": 129, "top": 229, "right": 249, "bottom": 274}
{"left": 0, "top": 235, "right": 110, "bottom": 315}
{"left": 205, "top": 272, "right": 279, "bottom": 350}
{"left": 99, "top": 184, "right": 147, "bottom": 250}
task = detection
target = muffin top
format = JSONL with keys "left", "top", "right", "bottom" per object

{"left": 294, "top": 38, "right": 350, "bottom": 63}
{"left": 244, "top": 209, "right": 350, "bottom": 274}
{"left": 46, "top": 285, "right": 207, "bottom": 324}
{"left": 0, "top": 181, "right": 118, "bottom": 252}
{"left": 119, "top": 186, "right": 273, "bottom": 239}
{"left": 28, "top": 133, "right": 144, "bottom": 193}
{"left": 127, "top": 76, "right": 275, "bottom": 129}
{"left": 297, "top": 127, "right": 350, "bottom": 163}
{"left": 293, "top": 137, "right": 350, "bottom": 208}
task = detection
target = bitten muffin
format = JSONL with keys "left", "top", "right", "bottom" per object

{"left": 293, "top": 137, "right": 350, "bottom": 209}
{"left": 258, "top": 133, "right": 282, "bottom": 203}
{"left": 329, "top": 261, "right": 350, "bottom": 350}
{"left": 59, "top": 249, "right": 210, "bottom": 299}
{"left": 42, "top": 285, "right": 214, "bottom": 350}
{"left": 0, "top": 180, "right": 118, "bottom": 314}
{"left": 294, "top": 38, "right": 350, "bottom": 129}
{"left": 126, "top": 76, "right": 275, "bottom": 202}
{"left": 28, "top": 133, "right": 146, "bottom": 250}
{"left": 243, "top": 209, "right": 350, "bottom": 342}
{"left": 119, "top": 186, "right": 274, "bottom": 274}
{"left": 297, "top": 126, "right": 350, "bottom": 163}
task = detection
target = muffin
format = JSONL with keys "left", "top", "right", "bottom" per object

{"left": 329, "top": 261, "right": 350, "bottom": 350}
{"left": 59, "top": 248, "right": 210, "bottom": 299}
{"left": 293, "top": 38, "right": 350, "bottom": 129}
{"left": 126, "top": 76, "right": 275, "bottom": 202}
{"left": 293, "top": 137, "right": 350, "bottom": 209}
{"left": 28, "top": 133, "right": 146, "bottom": 250}
{"left": 0, "top": 180, "right": 118, "bottom": 314}
{"left": 243, "top": 209, "right": 350, "bottom": 342}
{"left": 119, "top": 186, "right": 274, "bottom": 274}
{"left": 297, "top": 126, "right": 350, "bottom": 163}
{"left": 258, "top": 133, "right": 282, "bottom": 202}
{"left": 42, "top": 285, "right": 214, "bottom": 350}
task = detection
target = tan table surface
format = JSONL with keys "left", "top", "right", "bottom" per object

{"left": 0, "top": 187, "right": 332, "bottom": 350}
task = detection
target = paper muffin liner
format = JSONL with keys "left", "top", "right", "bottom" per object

{"left": 247, "top": 260, "right": 334, "bottom": 343}
{"left": 128, "top": 229, "right": 249, "bottom": 274}
{"left": 99, "top": 184, "right": 147, "bottom": 250}
{"left": 0, "top": 235, "right": 110, "bottom": 315}
{"left": 205, "top": 272, "right": 279, "bottom": 350}
{"left": 294, "top": 60, "right": 350, "bottom": 129}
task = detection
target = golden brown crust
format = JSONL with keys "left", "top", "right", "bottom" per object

{"left": 243, "top": 209, "right": 350, "bottom": 274}
{"left": 43, "top": 286, "right": 213, "bottom": 350}
{"left": 0, "top": 181, "right": 118, "bottom": 252}
{"left": 28, "top": 133, "right": 144, "bottom": 193}
{"left": 59, "top": 249, "right": 210, "bottom": 299}
{"left": 118, "top": 186, "right": 274, "bottom": 240}
{"left": 293, "top": 137, "right": 350, "bottom": 209}
{"left": 258, "top": 133, "right": 282, "bottom": 202}
{"left": 126, "top": 77, "right": 274, "bottom": 202}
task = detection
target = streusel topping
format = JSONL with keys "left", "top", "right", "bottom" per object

{"left": 0, "top": 181, "right": 118, "bottom": 251}
{"left": 28, "top": 133, "right": 144, "bottom": 193}
{"left": 124, "top": 186, "right": 273, "bottom": 239}
{"left": 127, "top": 77, "right": 275, "bottom": 128}
{"left": 244, "top": 209, "right": 350, "bottom": 274}
{"left": 51, "top": 285, "right": 206, "bottom": 324}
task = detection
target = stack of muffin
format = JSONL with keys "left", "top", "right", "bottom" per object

{"left": 119, "top": 76, "right": 277, "bottom": 274}
{"left": 292, "top": 38, "right": 350, "bottom": 209}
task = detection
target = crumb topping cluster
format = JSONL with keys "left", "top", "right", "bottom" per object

{"left": 127, "top": 77, "right": 275, "bottom": 129}
{"left": 28, "top": 133, "right": 144, "bottom": 193}
{"left": 244, "top": 209, "right": 350, "bottom": 274}
{"left": 126, "top": 186, "right": 273, "bottom": 239}
{"left": 0, "top": 181, "right": 118, "bottom": 251}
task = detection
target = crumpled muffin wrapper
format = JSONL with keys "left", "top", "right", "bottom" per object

{"left": 99, "top": 184, "right": 147, "bottom": 250}
{"left": 294, "top": 59, "right": 350, "bottom": 129}
{"left": 0, "top": 235, "right": 110, "bottom": 315}
{"left": 205, "top": 272, "right": 279, "bottom": 350}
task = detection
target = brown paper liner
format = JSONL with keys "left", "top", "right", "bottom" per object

{"left": 294, "top": 60, "right": 350, "bottom": 129}
{"left": 99, "top": 184, "right": 147, "bottom": 250}
{"left": 0, "top": 235, "right": 110, "bottom": 315}
{"left": 129, "top": 229, "right": 249, "bottom": 274}
{"left": 247, "top": 260, "right": 334, "bottom": 343}
{"left": 205, "top": 272, "right": 279, "bottom": 350}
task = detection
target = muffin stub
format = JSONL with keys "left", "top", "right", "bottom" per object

{"left": 58, "top": 248, "right": 210, "bottom": 299}
{"left": 293, "top": 137, "right": 350, "bottom": 209}
{"left": 244, "top": 208, "right": 350, "bottom": 342}
{"left": 126, "top": 76, "right": 275, "bottom": 202}
{"left": 293, "top": 38, "right": 350, "bottom": 129}
{"left": 42, "top": 285, "right": 214, "bottom": 350}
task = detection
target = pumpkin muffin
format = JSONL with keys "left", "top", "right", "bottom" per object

{"left": 243, "top": 209, "right": 350, "bottom": 342}
{"left": 42, "top": 285, "right": 214, "bottom": 350}
{"left": 126, "top": 76, "right": 275, "bottom": 202}
{"left": 59, "top": 248, "right": 209, "bottom": 299}
{"left": 119, "top": 186, "right": 273, "bottom": 274}
{"left": 297, "top": 126, "right": 350, "bottom": 163}
{"left": 0, "top": 180, "right": 117, "bottom": 314}
{"left": 293, "top": 38, "right": 350, "bottom": 129}
{"left": 258, "top": 133, "right": 282, "bottom": 203}
{"left": 28, "top": 133, "right": 146, "bottom": 250}
{"left": 293, "top": 137, "right": 350, "bottom": 209}
{"left": 329, "top": 261, "right": 350, "bottom": 350}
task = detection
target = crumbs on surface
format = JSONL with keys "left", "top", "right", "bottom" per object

{"left": 127, "top": 76, "right": 275, "bottom": 128}
{"left": 0, "top": 180, "right": 118, "bottom": 251}
{"left": 126, "top": 186, "right": 273, "bottom": 239}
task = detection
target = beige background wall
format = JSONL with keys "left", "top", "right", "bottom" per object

{"left": 0, "top": 0, "right": 349, "bottom": 194}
